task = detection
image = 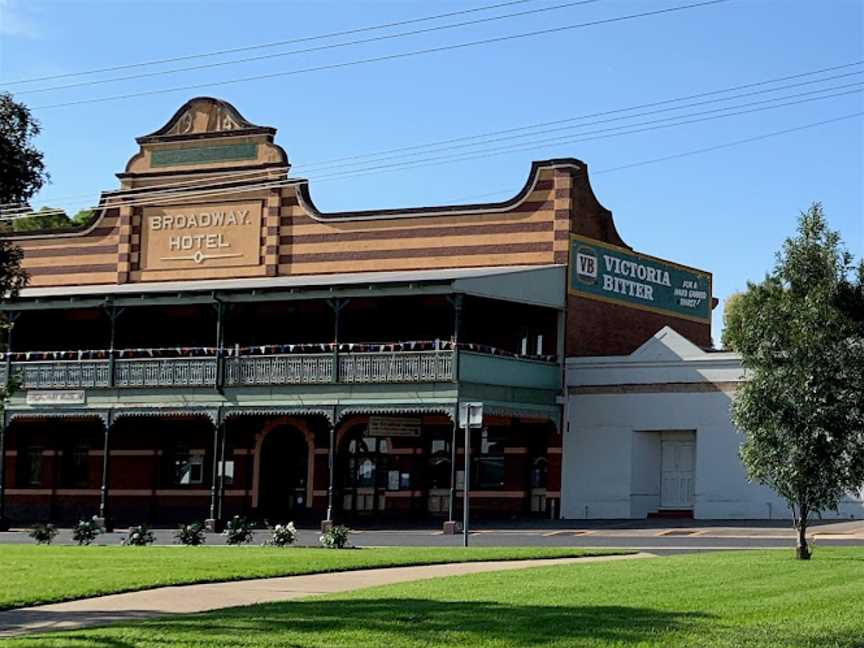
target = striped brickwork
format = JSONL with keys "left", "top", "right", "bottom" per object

{"left": 10, "top": 161, "right": 587, "bottom": 288}
{"left": 278, "top": 166, "right": 565, "bottom": 276}
{"left": 16, "top": 209, "right": 121, "bottom": 287}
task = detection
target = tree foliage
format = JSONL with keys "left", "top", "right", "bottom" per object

{"left": 725, "top": 203, "right": 864, "bottom": 559}
{"left": 0, "top": 93, "right": 41, "bottom": 404}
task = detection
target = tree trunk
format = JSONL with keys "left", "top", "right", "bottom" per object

{"left": 795, "top": 508, "right": 811, "bottom": 560}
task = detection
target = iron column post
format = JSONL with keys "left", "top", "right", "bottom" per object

{"left": 208, "top": 410, "right": 221, "bottom": 527}
{"left": 0, "top": 411, "right": 8, "bottom": 531}
{"left": 218, "top": 413, "right": 227, "bottom": 521}
{"left": 326, "top": 417, "right": 335, "bottom": 522}
{"left": 98, "top": 410, "right": 113, "bottom": 530}
{"left": 448, "top": 417, "right": 457, "bottom": 523}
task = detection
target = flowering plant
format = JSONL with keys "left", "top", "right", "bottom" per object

{"left": 175, "top": 522, "right": 206, "bottom": 546}
{"left": 122, "top": 525, "right": 155, "bottom": 546}
{"left": 224, "top": 516, "right": 254, "bottom": 545}
{"left": 269, "top": 522, "right": 298, "bottom": 547}
{"left": 319, "top": 525, "right": 351, "bottom": 549}
{"left": 72, "top": 517, "right": 101, "bottom": 546}
{"left": 28, "top": 523, "right": 58, "bottom": 545}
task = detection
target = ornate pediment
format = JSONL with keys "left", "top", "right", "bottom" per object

{"left": 137, "top": 97, "right": 274, "bottom": 143}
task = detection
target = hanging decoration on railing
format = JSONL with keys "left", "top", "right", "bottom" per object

{"left": 0, "top": 339, "right": 556, "bottom": 364}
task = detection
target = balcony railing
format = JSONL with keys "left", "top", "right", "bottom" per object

{"left": 2, "top": 349, "right": 456, "bottom": 390}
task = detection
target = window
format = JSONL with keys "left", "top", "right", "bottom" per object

{"left": 345, "top": 434, "right": 389, "bottom": 489}
{"left": 174, "top": 447, "right": 204, "bottom": 485}
{"left": 531, "top": 457, "right": 548, "bottom": 490}
{"left": 472, "top": 428, "right": 506, "bottom": 489}
{"left": 63, "top": 444, "right": 90, "bottom": 487}
{"left": 427, "top": 436, "right": 452, "bottom": 489}
{"left": 20, "top": 447, "right": 43, "bottom": 486}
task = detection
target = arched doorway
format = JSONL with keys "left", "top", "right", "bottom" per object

{"left": 257, "top": 425, "right": 310, "bottom": 521}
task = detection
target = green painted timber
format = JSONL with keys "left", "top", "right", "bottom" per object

{"left": 150, "top": 143, "right": 257, "bottom": 167}
{"left": 458, "top": 352, "right": 561, "bottom": 390}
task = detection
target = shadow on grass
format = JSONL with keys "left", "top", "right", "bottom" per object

{"left": 18, "top": 599, "right": 712, "bottom": 647}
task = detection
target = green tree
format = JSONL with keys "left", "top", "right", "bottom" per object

{"left": 720, "top": 291, "right": 745, "bottom": 350}
{"left": 0, "top": 93, "right": 41, "bottom": 403}
{"left": 11, "top": 206, "right": 70, "bottom": 232}
{"left": 725, "top": 203, "right": 864, "bottom": 560}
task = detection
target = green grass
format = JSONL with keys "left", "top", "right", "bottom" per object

{"left": 0, "top": 545, "right": 615, "bottom": 610}
{"left": 9, "top": 548, "right": 864, "bottom": 647}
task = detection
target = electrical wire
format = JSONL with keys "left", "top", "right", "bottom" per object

{"left": 31, "top": 0, "right": 732, "bottom": 110}
{"left": 14, "top": 0, "right": 604, "bottom": 96}
{"left": 0, "top": 0, "right": 542, "bottom": 85}
{"left": 5, "top": 82, "right": 859, "bottom": 221}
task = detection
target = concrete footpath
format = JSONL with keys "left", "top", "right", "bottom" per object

{"left": 0, "top": 553, "right": 651, "bottom": 638}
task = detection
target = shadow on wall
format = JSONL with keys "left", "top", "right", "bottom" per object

{"left": 10, "top": 600, "right": 711, "bottom": 646}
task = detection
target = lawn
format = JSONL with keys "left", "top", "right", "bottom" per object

{"left": 9, "top": 548, "right": 864, "bottom": 648}
{"left": 0, "top": 545, "right": 615, "bottom": 610}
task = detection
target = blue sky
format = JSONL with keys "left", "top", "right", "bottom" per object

{"left": 1, "top": 0, "right": 862, "bottom": 341}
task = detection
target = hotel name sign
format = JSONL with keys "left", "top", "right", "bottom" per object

{"left": 140, "top": 201, "right": 263, "bottom": 270}
{"left": 569, "top": 235, "right": 711, "bottom": 323}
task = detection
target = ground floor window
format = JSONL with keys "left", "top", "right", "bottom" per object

{"left": 173, "top": 447, "right": 204, "bottom": 485}
{"left": 18, "top": 447, "right": 43, "bottom": 487}
{"left": 62, "top": 444, "right": 90, "bottom": 487}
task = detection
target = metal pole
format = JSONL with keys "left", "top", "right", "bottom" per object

{"left": 448, "top": 418, "right": 457, "bottom": 523}
{"left": 98, "top": 411, "right": 112, "bottom": 526}
{"left": 4, "top": 312, "right": 17, "bottom": 391}
{"left": 214, "top": 297, "right": 224, "bottom": 392}
{"left": 463, "top": 423, "right": 470, "bottom": 547}
{"left": 326, "top": 421, "right": 335, "bottom": 522}
{"left": 107, "top": 302, "right": 119, "bottom": 388}
{"left": 218, "top": 415, "right": 227, "bottom": 521}
{"left": 0, "top": 411, "right": 7, "bottom": 530}
{"left": 208, "top": 412, "right": 221, "bottom": 522}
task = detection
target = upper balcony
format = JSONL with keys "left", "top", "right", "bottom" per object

{"left": 1, "top": 266, "right": 566, "bottom": 398}
{"left": 1, "top": 341, "right": 560, "bottom": 392}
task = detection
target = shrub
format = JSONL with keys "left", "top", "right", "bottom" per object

{"left": 268, "top": 522, "right": 297, "bottom": 547}
{"left": 320, "top": 524, "right": 351, "bottom": 549}
{"left": 28, "top": 523, "right": 58, "bottom": 545}
{"left": 72, "top": 517, "right": 101, "bottom": 546}
{"left": 122, "top": 524, "right": 155, "bottom": 546}
{"left": 175, "top": 522, "right": 206, "bottom": 546}
{"left": 224, "top": 515, "right": 254, "bottom": 545}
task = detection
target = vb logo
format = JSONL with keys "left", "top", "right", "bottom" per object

{"left": 575, "top": 246, "right": 598, "bottom": 285}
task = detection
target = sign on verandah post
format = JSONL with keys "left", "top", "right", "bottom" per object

{"left": 459, "top": 402, "right": 483, "bottom": 548}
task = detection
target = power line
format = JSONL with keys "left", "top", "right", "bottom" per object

{"left": 592, "top": 111, "right": 864, "bottom": 175}
{"left": 13, "top": 60, "right": 864, "bottom": 210}
{"left": 0, "top": 0, "right": 541, "bottom": 86}
{"left": 293, "top": 60, "right": 864, "bottom": 169}
{"left": 293, "top": 72, "right": 864, "bottom": 173}
{"left": 293, "top": 88, "right": 864, "bottom": 183}
{"left": 8, "top": 83, "right": 858, "bottom": 220}
{"left": 14, "top": 0, "right": 604, "bottom": 96}
{"left": 16, "top": 61, "right": 856, "bottom": 208}
{"left": 440, "top": 111, "right": 864, "bottom": 201}
{"left": 32, "top": 0, "right": 732, "bottom": 110}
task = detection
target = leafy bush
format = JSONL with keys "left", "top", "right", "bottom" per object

{"left": 72, "top": 517, "right": 101, "bottom": 546}
{"left": 268, "top": 522, "right": 297, "bottom": 547}
{"left": 122, "top": 525, "right": 155, "bottom": 546}
{"left": 28, "top": 523, "right": 58, "bottom": 545}
{"left": 320, "top": 524, "right": 351, "bottom": 549}
{"left": 175, "top": 522, "right": 206, "bottom": 546}
{"left": 224, "top": 516, "right": 254, "bottom": 545}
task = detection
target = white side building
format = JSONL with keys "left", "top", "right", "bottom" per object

{"left": 563, "top": 326, "right": 864, "bottom": 520}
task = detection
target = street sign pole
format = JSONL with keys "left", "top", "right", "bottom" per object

{"left": 463, "top": 421, "right": 470, "bottom": 547}
{"left": 459, "top": 402, "right": 483, "bottom": 548}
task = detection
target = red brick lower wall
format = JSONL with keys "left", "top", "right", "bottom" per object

{"left": 566, "top": 295, "right": 712, "bottom": 356}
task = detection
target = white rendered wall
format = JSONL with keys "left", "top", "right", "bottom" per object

{"left": 563, "top": 327, "right": 864, "bottom": 520}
